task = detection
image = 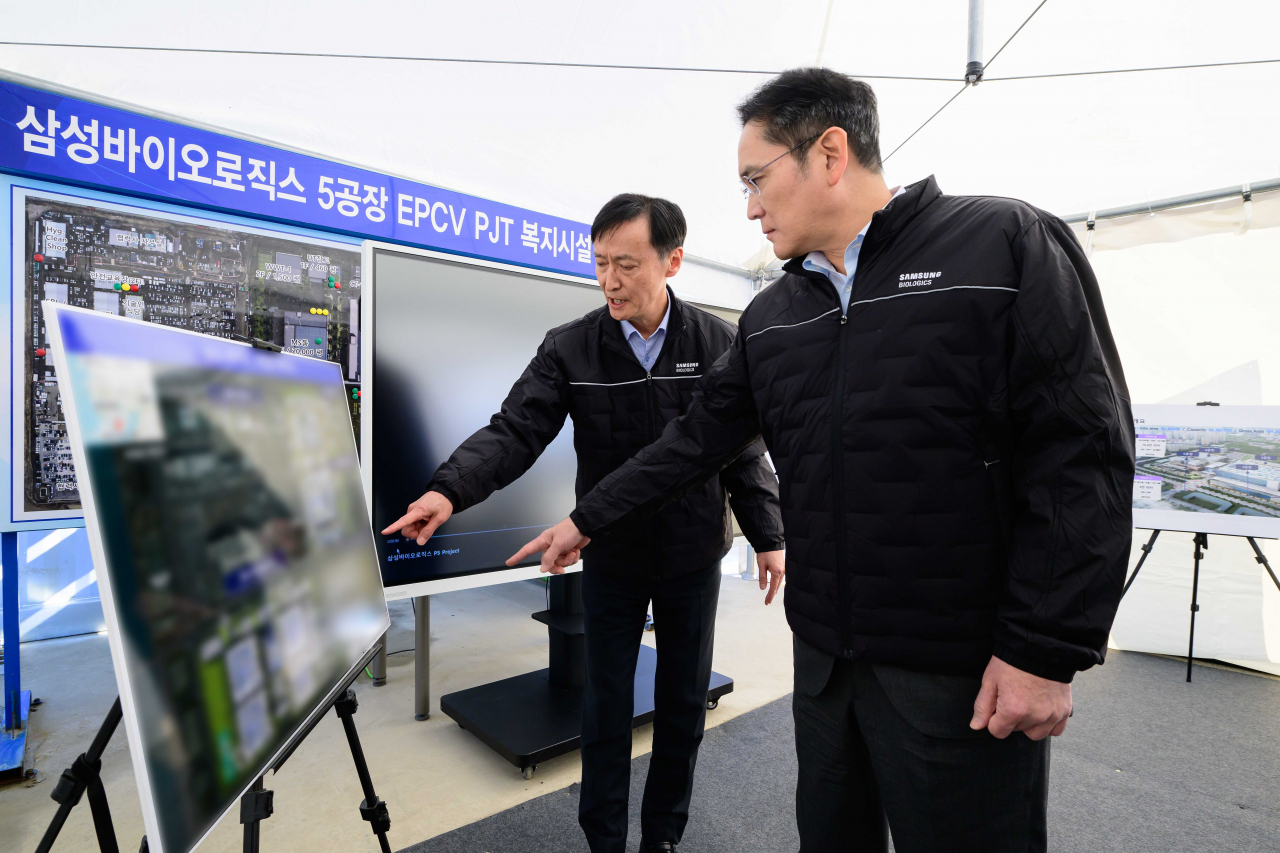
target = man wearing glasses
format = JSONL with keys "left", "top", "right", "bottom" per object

{"left": 385, "top": 193, "right": 785, "bottom": 853}
{"left": 512, "top": 69, "right": 1135, "bottom": 851}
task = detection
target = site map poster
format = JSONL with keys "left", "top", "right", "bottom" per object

{"left": 11, "top": 185, "right": 361, "bottom": 523}
{"left": 1132, "top": 404, "right": 1280, "bottom": 539}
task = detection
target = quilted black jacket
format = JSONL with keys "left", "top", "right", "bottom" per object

{"left": 425, "top": 287, "right": 785, "bottom": 577}
{"left": 572, "top": 177, "right": 1135, "bottom": 681}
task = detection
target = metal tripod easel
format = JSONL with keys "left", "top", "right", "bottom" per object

{"left": 1120, "top": 530, "right": 1280, "bottom": 682}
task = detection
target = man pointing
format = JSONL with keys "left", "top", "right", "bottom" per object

{"left": 511, "top": 69, "right": 1134, "bottom": 852}
{"left": 385, "top": 194, "right": 785, "bottom": 853}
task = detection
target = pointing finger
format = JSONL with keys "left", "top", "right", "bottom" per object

{"left": 507, "top": 532, "right": 548, "bottom": 566}
{"left": 381, "top": 509, "right": 424, "bottom": 536}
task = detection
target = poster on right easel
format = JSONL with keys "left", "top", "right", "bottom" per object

{"left": 1132, "top": 404, "right": 1280, "bottom": 538}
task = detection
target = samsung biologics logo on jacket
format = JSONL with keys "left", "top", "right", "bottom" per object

{"left": 675, "top": 362, "right": 699, "bottom": 374}
{"left": 898, "top": 271, "right": 942, "bottom": 288}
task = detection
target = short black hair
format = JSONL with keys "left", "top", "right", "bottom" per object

{"left": 590, "top": 193, "right": 686, "bottom": 258}
{"left": 737, "top": 68, "right": 882, "bottom": 173}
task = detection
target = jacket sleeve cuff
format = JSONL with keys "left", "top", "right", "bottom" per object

{"left": 991, "top": 642, "right": 1077, "bottom": 684}
{"left": 569, "top": 508, "right": 595, "bottom": 538}
{"left": 426, "top": 482, "right": 461, "bottom": 513}
{"left": 748, "top": 535, "right": 786, "bottom": 553}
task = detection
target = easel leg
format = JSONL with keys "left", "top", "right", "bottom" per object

{"left": 1120, "top": 529, "right": 1161, "bottom": 600}
{"left": 238, "top": 775, "right": 273, "bottom": 853}
{"left": 35, "top": 697, "right": 124, "bottom": 853}
{"left": 414, "top": 595, "right": 430, "bottom": 720}
{"left": 334, "top": 689, "right": 392, "bottom": 853}
{"left": 1247, "top": 537, "right": 1280, "bottom": 593}
{"left": 1186, "top": 532, "right": 1207, "bottom": 683}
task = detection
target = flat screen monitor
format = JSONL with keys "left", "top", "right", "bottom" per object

{"left": 45, "top": 303, "right": 388, "bottom": 853}
{"left": 1132, "top": 403, "right": 1280, "bottom": 538}
{"left": 362, "top": 244, "right": 606, "bottom": 596}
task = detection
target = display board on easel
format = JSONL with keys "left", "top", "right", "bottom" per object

{"left": 1124, "top": 404, "right": 1280, "bottom": 680}
{"left": 1132, "top": 404, "right": 1280, "bottom": 537}
{"left": 7, "top": 182, "right": 364, "bottom": 529}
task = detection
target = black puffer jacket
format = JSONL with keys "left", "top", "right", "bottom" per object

{"left": 426, "top": 288, "right": 785, "bottom": 577}
{"left": 572, "top": 177, "right": 1135, "bottom": 681}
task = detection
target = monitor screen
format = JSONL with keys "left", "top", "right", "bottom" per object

{"left": 369, "top": 249, "right": 605, "bottom": 589}
{"left": 45, "top": 304, "right": 388, "bottom": 853}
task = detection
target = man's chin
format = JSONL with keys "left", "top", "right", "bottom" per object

{"left": 767, "top": 237, "right": 803, "bottom": 261}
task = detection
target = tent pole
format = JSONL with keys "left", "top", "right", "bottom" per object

{"left": 1063, "top": 177, "right": 1280, "bottom": 224}
{"left": 966, "top": 0, "right": 985, "bottom": 84}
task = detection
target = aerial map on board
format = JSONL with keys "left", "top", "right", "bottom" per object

{"left": 17, "top": 189, "right": 361, "bottom": 517}
{"left": 1132, "top": 404, "right": 1280, "bottom": 537}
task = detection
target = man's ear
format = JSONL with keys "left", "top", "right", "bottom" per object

{"left": 665, "top": 246, "right": 684, "bottom": 279}
{"left": 817, "top": 127, "right": 849, "bottom": 188}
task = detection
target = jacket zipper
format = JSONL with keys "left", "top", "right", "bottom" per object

{"left": 646, "top": 371, "right": 657, "bottom": 438}
{"left": 834, "top": 312, "right": 854, "bottom": 659}
{"left": 645, "top": 370, "right": 662, "bottom": 570}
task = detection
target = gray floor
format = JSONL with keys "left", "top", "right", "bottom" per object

{"left": 402, "top": 651, "right": 1280, "bottom": 853}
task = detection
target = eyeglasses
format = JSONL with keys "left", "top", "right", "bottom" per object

{"left": 740, "top": 134, "right": 820, "bottom": 198}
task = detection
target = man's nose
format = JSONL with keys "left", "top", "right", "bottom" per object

{"left": 746, "top": 196, "right": 764, "bottom": 220}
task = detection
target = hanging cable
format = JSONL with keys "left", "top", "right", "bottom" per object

{"left": 0, "top": 40, "right": 959, "bottom": 81}
{"left": 3, "top": 39, "right": 1272, "bottom": 83}
{"left": 983, "top": 0, "right": 1050, "bottom": 72}
{"left": 882, "top": 84, "right": 967, "bottom": 163}
{"left": 985, "top": 57, "right": 1280, "bottom": 82}
{"left": 883, "top": 0, "right": 1052, "bottom": 163}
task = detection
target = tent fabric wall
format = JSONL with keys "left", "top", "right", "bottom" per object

{"left": 1080, "top": 193, "right": 1280, "bottom": 674}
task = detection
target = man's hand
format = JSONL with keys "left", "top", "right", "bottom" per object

{"left": 507, "top": 517, "right": 591, "bottom": 574}
{"left": 969, "top": 655, "right": 1072, "bottom": 741}
{"left": 756, "top": 549, "right": 785, "bottom": 605}
{"left": 381, "top": 490, "right": 454, "bottom": 545}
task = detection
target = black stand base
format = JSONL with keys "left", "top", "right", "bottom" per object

{"left": 1120, "top": 530, "right": 1280, "bottom": 683}
{"left": 441, "top": 644, "right": 733, "bottom": 778}
{"left": 440, "top": 573, "right": 733, "bottom": 779}
{"left": 36, "top": 646, "right": 393, "bottom": 853}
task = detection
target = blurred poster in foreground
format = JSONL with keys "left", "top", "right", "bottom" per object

{"left": 45, "top": 303, "right": 388, "bottom": 853}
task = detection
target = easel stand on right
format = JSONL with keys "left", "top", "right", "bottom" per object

{"left": 1121, "top": 529, "right": 1280, "bottom": 682}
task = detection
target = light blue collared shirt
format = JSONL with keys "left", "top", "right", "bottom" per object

{"left": 619, "top": 297, "right": 671, "bottom": 371}
{"left": 803, "top": 186, "right": 905, "bottom": 313}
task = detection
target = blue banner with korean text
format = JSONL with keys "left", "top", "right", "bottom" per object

{"left": 0, "top": 78, "right": 594, "bottom": 278}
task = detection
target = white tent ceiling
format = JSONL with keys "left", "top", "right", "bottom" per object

{"left": 1, "top": 0, "right": 1277, "bottom": 272}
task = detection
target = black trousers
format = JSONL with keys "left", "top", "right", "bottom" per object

{"left": 792, "top": 636, "right": 1050, "bottom": 853}
{"left": 579, "top": 562, "right": 721, "bottom": 853}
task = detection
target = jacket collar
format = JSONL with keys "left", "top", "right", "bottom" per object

{"left": 781, "top": 175, "right": 943, "bottom": 279}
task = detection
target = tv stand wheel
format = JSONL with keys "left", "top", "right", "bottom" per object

{"left": 706, "top": 698, "right": 718, "bottom": 710}
{"left": 522, "top": 765, "right": 536, "bottom": 780}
